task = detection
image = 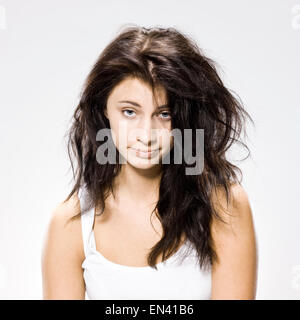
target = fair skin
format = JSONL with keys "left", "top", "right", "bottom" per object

{"left": 210, "top": 183, "right": 258, "bottom": 299}
{"left": 41, "top": 77, "right": 257, "bottom": 299}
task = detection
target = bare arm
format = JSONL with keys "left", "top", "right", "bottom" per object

{"left": 41, "top": 196, "right": 86, "bottom": 299}
{"left": 210, "top": 183, "right": 258, "bottom": 299}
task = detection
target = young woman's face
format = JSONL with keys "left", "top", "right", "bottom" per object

{"left": 105, "top": 76, "right": 173, "bottom": 170}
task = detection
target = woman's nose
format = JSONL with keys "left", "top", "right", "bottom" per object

{"left": 136, "top": 119, "right": 158, "bottom": 146}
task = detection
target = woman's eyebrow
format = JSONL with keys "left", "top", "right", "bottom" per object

{"left": 118, "top": 100, "right": 168, "bottom": 109}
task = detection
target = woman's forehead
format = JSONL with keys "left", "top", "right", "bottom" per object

{"left": 107, "top": 77, "right": 167, "bottom": 108}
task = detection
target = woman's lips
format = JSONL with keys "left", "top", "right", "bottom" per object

{"left": 130, "top": 147, "right": 160, "bottom": 158}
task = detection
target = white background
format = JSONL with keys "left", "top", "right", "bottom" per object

{"left": 0, "top": 0, "right": 299, "bottom": 299}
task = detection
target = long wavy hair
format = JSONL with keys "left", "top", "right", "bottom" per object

{"left": 63, "top": 24, "right": 254, "bottom": 271}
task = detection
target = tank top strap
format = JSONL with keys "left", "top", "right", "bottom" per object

{"left": 78, "top": 186, "right": 95, "bottom": 258}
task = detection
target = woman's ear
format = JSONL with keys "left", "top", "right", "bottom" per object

{"left": 104, "top": 107, "right": 108, "bottom": 119}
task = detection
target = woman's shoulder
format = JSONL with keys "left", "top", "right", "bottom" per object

{"left": 209, "top": 183, "right": 257, "bottom": 299}
{"left": 211, "top": 182, "right": 251, "bottom": 222}
{"left": 210, "top": 182, "right": 256, "bottom": 256}
{"left": 50, "top": 192, "right": 82, "bottom": 224}
{"left": 41, "top": 193, "right": 86, "bottom": 299}
{"left": 42, "top": 192, "right": 85, "bottom": 262}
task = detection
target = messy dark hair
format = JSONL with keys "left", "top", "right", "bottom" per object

{"left": 63, "top": 24, "right": 254, "bottom": 271}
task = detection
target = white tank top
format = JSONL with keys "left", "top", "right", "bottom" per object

{"left": 79, "top": 186, "right": 212, "bottom": 300}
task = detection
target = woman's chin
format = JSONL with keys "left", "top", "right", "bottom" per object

{"left": 124, "top": 153, "right": 161, "bottom": 169}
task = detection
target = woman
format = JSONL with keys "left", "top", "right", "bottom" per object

{"left": 41, "top": 25, "right": 257, "bottom": 300}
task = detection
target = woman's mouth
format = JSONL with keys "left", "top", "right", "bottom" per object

{"left": 130, "top": 147, "right": 160, "bottom": 159}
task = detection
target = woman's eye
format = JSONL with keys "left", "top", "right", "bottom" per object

{"left": 159, "top": 111, "right": 171, "bottom": 120}
{"left": 122, "top": 109, "right": 136, "bottom": 118}
{"left": 122, "top": 109, "right": 171, "bottom": 120}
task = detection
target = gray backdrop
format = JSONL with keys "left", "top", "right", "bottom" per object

{"left": 0, "top": 0, "right": 299, "bottom": 299}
